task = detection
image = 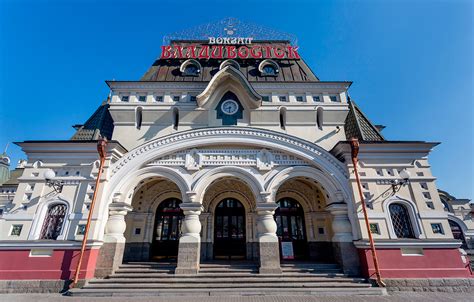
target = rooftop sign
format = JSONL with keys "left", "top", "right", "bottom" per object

{"left": 160, "top": 43, "right": 300, "bottom": 60}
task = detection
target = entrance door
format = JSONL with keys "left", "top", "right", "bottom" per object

{"left": 151, "top": 198, "right": 183, "bottom": 260}
{"left": 214, "top": 198, "right": 246, "bottom": 259}
{"left": 275, "top": 198, "right": 308, "bottom": 260}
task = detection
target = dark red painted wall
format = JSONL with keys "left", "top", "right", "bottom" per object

{"left": 358, "top": 248, "right": 473, "bottom": 278}
{"left": 0, "top": 248, "right": 99, "bottom": 280}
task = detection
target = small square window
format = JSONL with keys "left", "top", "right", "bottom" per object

{"left": 369, "top": 223, "right": 380, "bottom": 234}
{"left": 10, "top": 224, "right": 23, "bottom": 236}
{"left": 420, "top": 183, "right": 428, "bottom": 190}
{"left": 423, "top": 192, "right": 431, "bottom": 199}
{"left": 121, "top": 96, "right": 129, "bottom": 102}
{"left": 138, "top": 95, "right": 146, "bottom": 102}
{"left": 173, "top": 96, "right": 180, "bottom": 102}
{"left": 329, "top": 95, "right": 339, "bottom": 102}
{"left": 318, "top": 227, "right": 325, "bottom": 235}
{"left": 155, "top": 96, "right": 163, "bottom": 102}
{"left": 279, "top": 96, "right": 287, "bottom": 102}
{"left": 262, "top": 96, "right": 270, "bottom": 102}
{"left": 426, "top": 201, "right": 434, "bottom": 210}
{"left": 190, "top": 96, "right": 197, "bottom": 102}
{"left": 134, "top": 228, "right": 141, "bottom": 235}
{"left": 431, "top": 223, "right": 444, "bottom": 234}
{"left": 313, "top": 96, "right": 321, "bottom": 102}
{"left": 416, "top": 172, "right": 424, "bottom": 176}
{"left": 296, "top": 96, "right": 304, "bottom": 102}
{"left": 76, "top": 225, "right": 86, "bottom": 235}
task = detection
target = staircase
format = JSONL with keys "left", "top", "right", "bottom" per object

{"left": 69, "top": 261, "right": 386, "bottom": 296}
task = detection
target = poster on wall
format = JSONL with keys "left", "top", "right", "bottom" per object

{"left": 281, "top": 241, "right": 294, "bottom": 260}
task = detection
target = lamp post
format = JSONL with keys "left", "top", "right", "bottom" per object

{"left": 390, "top": 169, "right": 411, "bottom": 194}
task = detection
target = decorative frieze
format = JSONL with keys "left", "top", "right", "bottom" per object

{"left": 147, "top": 148, "right": 308, "bottom": 171}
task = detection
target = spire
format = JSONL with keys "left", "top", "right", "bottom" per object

{"left": 0, "top": 145, "right": 11, "bottom": 185}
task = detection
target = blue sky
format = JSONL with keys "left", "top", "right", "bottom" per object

{"left": 0, "top": 0, "right": 472, "bottom": 198}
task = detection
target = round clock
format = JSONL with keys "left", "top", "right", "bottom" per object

{"left": 221, "top": 99, "right": 239, "bottom": 115}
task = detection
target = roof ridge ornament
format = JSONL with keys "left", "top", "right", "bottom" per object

{"left": 163, "top": 17, "right": 298, "bottom": 46}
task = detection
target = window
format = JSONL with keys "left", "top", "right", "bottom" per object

{"left": 180, "top": 59, "right": 201, "bottom": 76}
{"left": 426, "top": 201, "right": 434, "bottom": 210}
{"left": 316, "top": 107, "right": 324, "bottom": 129}
{"left": 369, "top": 223, "right": 380, "bottom": 234}
{"left": 279, "top": 107, "right": 286, "bottom": 130}
{"left": 431, "top": 223, "right": 444, "bottom": 234}
{"left": 313, "top": 96, "right": 321, "bottom": 102}
{"left": 173, "top": 107, "right": 179, "bottom": 130}
{"left": 449, "top": 220, "right": 467, "bottom": 248}
{"left": 318, "top": 227, "right": 325, "bottom": 235}
{"left": 0, "top": 208, "right": 3, "bottom": 217}
{"left": 389, "top": 203, "right": 415, "bottom": 238}
{"left": 138, "top": 95, "right": 146, "bottom": 102}
{"left": 329, "top": 95, "right": 339, "bottom": 102}
{"left": 279, "top": 96, "right": 287, "bottom": 102}
{"left": 135, "top": 107, "right": 143, "bottom": 130}
{"left": 76, "top": 225, "right": 86, "bottom": 235}
{"left": 259, "top": 59, "right": 280, "bottom": 76}
{"left": 134, "top": 228, "right": 141, "bottom": 235}
{"left": 262, "top": 96, "right": 270, "bottom": 102}
{"left": 155, "top": 96, "right": 163, "bottom": 102}
{"left": 190, "top": 96, "right": 197, "bottom": 102}
{"left": 173, "top": 96, "right": 180, "bottom": 102}
{"left": 296, "top": 96, "right": 305, "bottom": 102}
{"left": 121, "top": 96, "right": 129, "bottom": 102}
{"left": 220, "top": 59, "right": 240, "bottom": 70}
{"left": 39, "top": 204, "right": 67, "bottom": 240}
{"left": 420, "top": 183, "right": 428, "bottom": 190}
{"left": 423, "top": 192, "right": 431, "bottom": 199}
{"left": 10, "top": 224, "right": 23, "bottom": 236}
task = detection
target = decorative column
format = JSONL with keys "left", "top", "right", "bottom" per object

{"left": 256, "top": 195, "right": 282, "bottom": 274}
{"left": 326, "top": 203, "right": 360, "bottom": 275}
{"left": 95, "top": 201, "right": 132, "bottom": 278}
{"left": 175, "top": 194, "right": 202, "bottom": 275}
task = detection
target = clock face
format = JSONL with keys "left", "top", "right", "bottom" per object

{"left": 221, "top": 99, "right": 239, "bottom": 115}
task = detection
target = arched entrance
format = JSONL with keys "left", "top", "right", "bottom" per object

{"left": 275, "top": 198, "right": 308, "bottom": 260}
{"left": 151, "top": 198, "right": 184, "bottom": 260}
{"left": 214, "top": 198, "right": 246, "bottom": 259}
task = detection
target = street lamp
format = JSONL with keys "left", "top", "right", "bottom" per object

{"left": 391, "top": 169, "right": 411, "bottom": 194}
{"left": 44, "top": 169, "right": 63, "bottom": 193}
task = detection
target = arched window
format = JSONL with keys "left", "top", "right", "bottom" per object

{"left": 448, "top": 220, "right": 467, "bottom": 248}
{"left": 173, "top": 107, "right": 179, "bottom": 130}
{"left": 316, "top": 107, "right": 324, "bottom": 130}
{"left": 135, "top": 106, "right": 143, "bottom": 130}
{"left": 258, "top": 59, "right": 280, "bottom": 76}
{"left": 40, "top": 204, "right": 67, "bottom": 240}
{"left": 279, "top": 107, "right": 286, "bottom": 130}
{"left": 220, "top": 59, "right": 240, "bottom": 70}
{"left": 180, "top": 59, "right": 201, "bottom": 76}
{"left": 389, "top": 203, "right": 415, "bottom": 238}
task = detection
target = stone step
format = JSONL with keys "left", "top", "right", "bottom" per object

{"left": 69, "top": 287, "right": 386, "bottom": 297}
{"left": 110, "top": 272, "right": 349, "bottom": 278}
{"left": 82, "top": 281, "right": 372, "bottom": 290}
{"left": 95, "top": 276, "right": 367, "bottom": 283}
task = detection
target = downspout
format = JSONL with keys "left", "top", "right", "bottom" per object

{"left": 70, "top": 138, "right": 108, "bottom": 288}
{"left": 349, "top": 138, "right": 385, "bottom": 287}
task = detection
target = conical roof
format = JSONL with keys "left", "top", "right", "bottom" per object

{"left": 344, "top": 100, "right": 385, "bottom": 141}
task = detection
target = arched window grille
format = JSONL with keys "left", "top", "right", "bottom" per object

{"left": 389, "top": 203, "right": 415, "bottom": 238}
{"left": 173, "top": 107, "right": 179, "bottom": 130}
{"left": 448, "top": 220, "right": 467, "bottom": 248}
{"left": 39, "top": 204, "right": 67, "bottom": 240}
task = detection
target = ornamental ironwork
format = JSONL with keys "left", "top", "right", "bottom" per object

{"left": 389, "top": 203, "right": 415, "bottom": 239}
{"left": 39, "top": 204, "right": 67, "bottom": 240}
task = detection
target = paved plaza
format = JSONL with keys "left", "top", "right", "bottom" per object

{"left": 2, "top": 292, "right": 474, "bottom": 302}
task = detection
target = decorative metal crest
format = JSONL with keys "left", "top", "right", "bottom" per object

{"left": 163, "top": 17, "right": 297, "bottom": 45}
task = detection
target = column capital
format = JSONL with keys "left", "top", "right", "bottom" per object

{"left": 185, "top": 191, "right": 198, "bottom": 203}
{"left": 255, "top": 202, "right": 278, "bottom": 215}
{"left": 179, "top": 202, "right": 203, "bottom": 214}
{"left": 325, "top": 202, "right": 348, "bottom": 216}
{"left": 259, "top": 191, "right": 273, "bottom": 203}
{"left": 108, "top": 202, "right": 133, "bottom": 215}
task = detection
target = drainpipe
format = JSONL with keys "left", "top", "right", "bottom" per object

{"left": 349, "top": 138, "right": 385, "bottom": 287}
{"left": 70, "top": 138, "right": 108, "bottom": 288}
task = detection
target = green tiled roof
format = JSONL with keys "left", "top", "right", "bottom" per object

{"left": 71, "top": 101, "right": 114, "bottom": 141}
{"left": 344, "top": 100, "right": 385, "bottom": 141}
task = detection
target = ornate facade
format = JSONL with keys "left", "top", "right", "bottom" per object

{"left": 0, "top": 21, "right": 472, "bottom": 291}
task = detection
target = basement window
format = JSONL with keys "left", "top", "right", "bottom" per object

{"left": 369, "top": 223, "right": 380, "bottom": 234}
